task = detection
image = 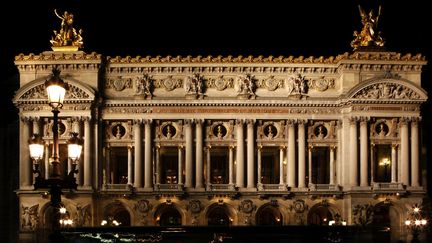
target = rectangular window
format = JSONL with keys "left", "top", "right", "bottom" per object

{"left": 160, "top": 147, "right": 179, "bottom": 184}
{"left": 374, "top": 145, "right": 391, "bottom": 182}
{"left": 210, "top": 148, "right": 229, "bottom": 184}
{"left": 109, "top": 147, "right": 128, "bottom": 184}
{"left": 261, "top": 147, "right": 279, "bottom": 184}
{"left": 312, "top": 147, "right": 330, "bottom": 184}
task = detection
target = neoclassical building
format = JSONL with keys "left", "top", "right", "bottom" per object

{"left": 14, "top": 50, "right": 428, "bottom": 240}
{"left": 13, "top": 9, "right": 428, "bottom": 242}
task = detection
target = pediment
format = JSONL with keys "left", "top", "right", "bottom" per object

{"left": 13, "top": 77, "right": 95, "bottom": 105}
{"left": 347, "top": 77, "right": 427, "bottom": 102}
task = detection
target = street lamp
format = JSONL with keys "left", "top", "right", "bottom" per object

{"left": 379, "top": 157, "right": 391, "bottom": 182}
{"left": 405, "top": 204, "right": 428, "bottom": 242}
{"left": 28, "top": 67, "right": 83, "bottom": 233}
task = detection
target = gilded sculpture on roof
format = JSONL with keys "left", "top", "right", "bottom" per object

{"left": 50, "top": 9, "right": 83, "bottom": 51}
{"left": 351, "top": 5, "right": 385, "bottom": 50}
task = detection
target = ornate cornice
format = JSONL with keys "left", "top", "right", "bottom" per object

{"left": 15, "top": 52, "right": 102, "bottom": 62}
{"left": 107, "top": 52, "right": 425, "bottom": 65}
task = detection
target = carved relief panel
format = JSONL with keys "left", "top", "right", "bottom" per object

{"left": 370, "top": 118, "right": 398, "bottom": 142}
{"left": 43, "top": 117, "right": 72, "bottom": 140}
{"left": 155, "top": 120, "right": 184, "bottom": 144}
{"left": 307, "top": 120, "right": 337, "bottom": 144}
{"left": 257, "top": 120, "right": 286, "bottom": 145}
{"left": 104, "top": 120, "right": 133, "bottom": 144}
{"left": 206, "top": 120, "right": 235, "bottom": 146}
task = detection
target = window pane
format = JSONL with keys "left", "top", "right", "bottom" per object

{"left": 374, "top": 145, "right": 391, "bottom": 182}
{"left": 110, "top": 147, "right": 128, "bottom": 184}
{"left": 312, "top": 147, "right": 330, "bottom": 184}
{"left": 261, "top": 147, "right": 279, "bottom": 184}
{"left": 210, "top": 148, "right": 228, "bottom": 184}
{"left": 160, "top": 147, "right": 179, "bottom": 184}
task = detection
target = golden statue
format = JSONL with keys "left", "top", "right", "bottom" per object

{"left": 50, "top": 9, "right": 83, "bottom": 51}
{"left": 351, "top": 5, "right": 385, "bottom": 50}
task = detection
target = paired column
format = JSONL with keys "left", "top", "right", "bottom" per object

{"left": 411, "top": 118, "right": 420, "bottom": 187}
{"left": 127, "top": 145, "right": 133, "bottom": 185}
{"left": 246, "top": 120, "right": 255, "bottom": 189}
{"left": 308, "top": 146, "right": 313, "bottom": 185}
{"left": 287, "top": 120, "right": 296, "bottom": 187}
{"left": 185, "top": 120, "right": 193, "bottom": 188}
{"left": 155, "top": 146, "right": 161, "bottom": 184}
{"left": 359, "top": 118, "right": 368, "bottom": 187}
{"left": 133, "top": 120, "right": 143, "bottom": 188}
{"left": 391, "top": 144, "right": 397, "bottom": 183}
{"left": 144, "top": 120, "right": 153, "bottom": 189}
{"left": 279, "top": 146, "right": 284, "bottom": 185}
{"left": 349, "top": 117, "right": 358, "bottom": 187}
{"left": 330, "top": 146, "right": 336, "bottom": 185}
{"left": 178, "top": 146, "right": 183, "bottom": 185}
{"left": 83, "top": 117, "right": 92, "bottom": 187}
{"left": 400, "top": 118, "right": 409, "bottom": 185}
{"left": 20, "top": 117, "right": 32, "bottom": 188}
{"left": 195, "top": 120, "right": 204, "bottom": 189}
{"left": 206, "top": 146, "right": 211, "bottom": 187}
{"left": 257, "top": 146, "right": 262, "bottom": 185}
{"left": 236, "top": 120, "right": 245, "bottom": 188}
{"left": 229, "top": 146, "right": 234, "bottom": 185}
{"left": 298, "top": 120, "right": 306, "bottom": 188}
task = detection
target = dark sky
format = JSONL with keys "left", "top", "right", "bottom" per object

{"left": 2, "top": 0, "right": 431, "bottom": 120}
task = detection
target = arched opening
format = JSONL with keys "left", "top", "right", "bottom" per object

{"left": 155, "top": 205, "right": 182, "bottom": 226}
{"left": 256, "top": 204, "right": 283, "bottom": 226}
{"left": 307, "top": 204, "right": 333, "bottom": 226}
{"left": 207, "top": 205, "right": 231, "bottom": 226}
{"left": 372, "top": 203, "right": 391, "bottom": 227}
{"left": 104, "top": 202, "right": 131, "bottom": 226}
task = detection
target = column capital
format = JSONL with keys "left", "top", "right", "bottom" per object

{"left": 246, "top": 119, "right": 256, "bottom": 126}
{"left": 236, "top": 119, "right": 244, "bottom": 126}
{"left": 330, "top": 145, "right": 337, "bottom": 151}
{"left": 279, "top": 145, "right": 286, "bottom": 150}
{"left": 297, "top": 119, "right": 308, "bottom": 125}
{"left": 143, "top": 119, "right": 153, "bottom": 125}
{"left": 359, "top": 116, "right": 370, "bottom": 123}
{"left": 194, "top": 119, "right": 204, "bottom": 126}
{"left": 20, "top": 116, "right": 31, "bottom": 123}
{"left": 411, "top": 117, "right": 421, "bottom": 125}
{"left": 399, "top": 117, "right": 410, "bottom": 125}
{"left": 308, "top": 144, "right": 314, "bottom": 151}
{"left": 287, "top": 119, "right": 296, "bottom": 125}
{"left": 128, "top": 145, "right": 133, "bottom": 150}
{"left": 133, "top": 119, "right": 143, "bottom": 125}
{"left": 349, "top": 116, "right": 359, "bottom": 124}
{"left": 391, "top": 144, "right": 398, "bottom": 149}
{"left": 184, "top": 119, "right": 193, "bottom": 126}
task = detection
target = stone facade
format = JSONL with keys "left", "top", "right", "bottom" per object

{"left": 14, "top": 50, "right": 428, "bottom": 241}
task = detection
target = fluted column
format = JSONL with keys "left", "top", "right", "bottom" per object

{"left": 349, "top": 118, "right": 358, "bottom": 187}
{"left": 105, "top": 147, "right": 111, "bottom": 184}
{"left": 156, "top": 146, "right": 161, "bottom": 184}
{"left": 400, "top": 118, "right": 409, "bottom": 185}
{"left": 229, "top": 145, "right": 234, "bottom": 185}
{"left": 298, "top": 120, "right": 306, "bottom": 188}
{"left": 236, "top": 120, "right": 245, "bottom": 188}
{"left": 206, "top": 146, "right": 211, "bottom": 187}
{"left": 411, "top": 118, "right": 420, "bottom": 187}
{"left": 360, "top": 119, "right": 368, "bottom": 187}
{"left": 185, "top": 119, "right": 193, "bottom": 188}
{"left": 178, "top": 146, "right": 183, "bottom": 185}
{"left": 134, "top": 120, "right": 143, "bottom": 188}
{"left": 330, "top": 146, "right": 335, "bottom": 185}
{"left": 391, "top": 144, "right": 397, "bottom": 183}
{"left": 279, "top": 146, "right": 284, "bottom": 185}
{"left": 246, "top": 119, "right": 255, "bottom": 189}
{"left": 144, "top": 120, "right": 153, "bottom": 189}
{"left": 44, "top": 143, "right": 50, "bottom": 179}
{"left": 287, "top": 120, "right": 296, "bottom": 187}
{"left": 127, "top": 145, "right": 133, "bottom": 185}
{"left": 83, "top": 117, "right": 92, "bottom": 187}
{"left": 195, "top": 120, "right": 204, "bottom": 189}
{"left": 20, "top": 117, "right": 32, "bottom": 188}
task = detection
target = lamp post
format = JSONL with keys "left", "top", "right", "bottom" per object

{"left": 379, "top": 158, "right": 390, "bottom": 182}
{"left": 405, "top": 204, "right": 428, "bottom": 242}
{"left": 28, "top": 67, "right": 83, "bottom": 234}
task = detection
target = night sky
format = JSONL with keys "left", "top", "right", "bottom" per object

{"left": 0, "top": 0, "right": 431, "bottom": 241}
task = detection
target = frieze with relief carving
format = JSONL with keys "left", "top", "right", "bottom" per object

{"left": 308, "top": 121, "right": 337, "bottom": 141}
{"left": 370, "top": 118, "right": 398, "bottom": 139}
{"left": 106, "top": 76, "right": 133, "bottom": 91}
{"left": 257, "top": 121, "right": 285, "bottom": 141}
{"left": 154, "top": 76, "right": 183, "bottom": 91}
{"left": 235, "top": 74, "right": 255, "bottom": 97}
{"left": 18, "top": 83, "right": 90, "bottom": 101}
{"left": 135, "top": 73, "right": 153, "bottom": 98}
{"left": 206, "top": 121, "right": 234, "bottom": 141}
{"left": 75, "top": 204, "right": 92, "bottom": 227}
{"left": 134, "top": 200, "right": 152, "bottom": 225}
{"left": 21, "top": 204, "right": 39, "bottom": 231}
{"left": 256, "top": 76, "right": 284, "bottom": 91}
{"left": 105, "top": 121, "right": 133, "bottom": 141}
{"left": 353, "top": 83, "right": 421, "bottom": 100}
{"left": 155, "top": 120, "right": 183, "bottom": 141}
{"left": 286, "top": 74, "right": 308, "bottom": 98}
{"left": 353, "top": 204, "right": 374, "bottom": 226}
{"left": 207, "top": 76, "right": 234, "bottom": 91}
{"left": 308, "top": 76, "right": 335, "bottom": 92}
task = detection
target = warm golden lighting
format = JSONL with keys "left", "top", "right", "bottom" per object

{"left": 67, "top": 133, "right": 83, "bottom": 163}
{"left": 59, "top": 207, "right": 67, "bottom": 214}
{"left": 379, "top": 158, "right": 391, "bottom": 167}
{"left": 45, "top": 67, "right": 67, "bottom": 109}
{"left": 405, "top": 220, "right": 411, "bottom": 226}
{"left": 414, "top": 207, "right": 420, "bottom": 213}
{"left": 29, "top": 135, "right": 44, "bottom": 162}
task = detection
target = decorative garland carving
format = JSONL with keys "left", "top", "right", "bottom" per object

{"left": 134, "top": 200, "right": 153, "bottom": 226}
{"left": 353, "top": 83, "right": 421, "bottom": 100}
{"left": 308, "top": 77, "right": 335, "bottom": 91}
{"left": 187, "top": 200, "right": 202, "bottom": 214}
{"left": 106, "top": 76, "right": 133, "bottom": 91}
{"left": 207, "top": 76, "right": 234, "bottom": 91}
{"left": 256, "top": 76, "right": 284, "bottom": 91}
{"left": 238, "top": 199, "right": 256, "bottom": 214}
{"left": 19, "top": 83, "right": 90, "bottom": 100}
{"left": 154, "top": 76, "right": 183, "bottom": 91}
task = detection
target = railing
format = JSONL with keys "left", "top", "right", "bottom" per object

{"left": 103, "top": 184, "right": 131, "bottom": 190}
{"left": 309, "top": 184, "right": 340, "bottom": 191}
{"left": 258, "top": 184, "right": 286, "bottom": 191}
{"left": 155, "top": 184, "right": 184, "bottom": 191}
{"left": 207, "top": 184, "right": 235, "bottom": 191}
{"left": 372, "top": 182, "right": 404, "bottom": 190}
